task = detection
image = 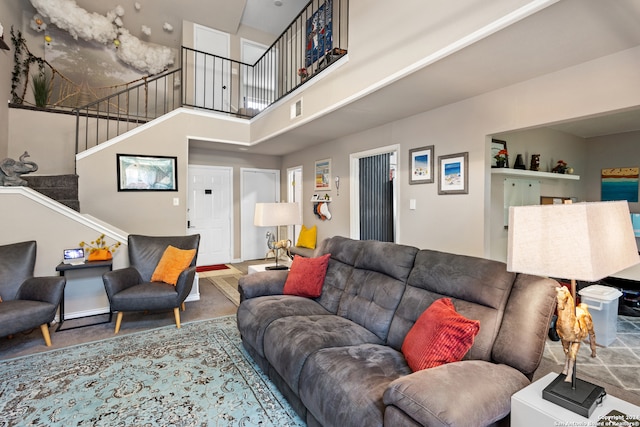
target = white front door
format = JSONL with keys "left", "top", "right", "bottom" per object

{"left": 241, "top": 168, "right": 280, "bottom": 261}
{"left": 194, "top": 24, "right": 230, "bottom": 111}
{"left": 187, "top": 165, "right": 232, "bottom": 266}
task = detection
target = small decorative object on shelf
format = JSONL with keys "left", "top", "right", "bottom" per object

{"left": 552, "top": 160, "right": 572, "bottom": 174}
{"left": 513, "top": 154, "right": 526, "bottom": 170}
{"left": 298, "top": 67, "right": 308, "bottom": 81}
{"left": 495, "top": 149, "right": 508, "bottom": 168}
{"left": 79, "top": 234, "right": 121, "bottom": 261}
{"left": 530, "top": 154, "right": 540, "bottom": 171}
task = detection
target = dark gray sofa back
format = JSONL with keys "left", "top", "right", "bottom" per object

{"left": 492, "top": 273, "right": 557, "bottom": 376}
{"left": 314, "top": 236, "right": 365, "bottom": 314}
{"left": 387, "top": 249, "right": 516, "bottom": 361}
{"left": 319, "top": 237, "right": 418, "bottom": 341}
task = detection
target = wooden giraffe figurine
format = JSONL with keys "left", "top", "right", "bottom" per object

{"left": 555, "top": 286, "right": 597, "bottom": 383}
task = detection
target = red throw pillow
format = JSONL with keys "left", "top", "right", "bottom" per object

{"left": 401, "top": 298, "right": 480, "bottom": 371}
{"left": 283, "top": 254, "right": 331, "bottom": 298}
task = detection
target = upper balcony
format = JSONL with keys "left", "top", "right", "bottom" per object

{"left": 8, "top": 0, "right": 349, "bottom": 153}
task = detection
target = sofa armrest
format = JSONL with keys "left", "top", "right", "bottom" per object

{"left": 17, "top": 277, "right": 65, "bottom": 305}
{"left": 238, "top": 270, "right": 289, "bottom": 302}
{"left": 383, "top": 360, "right": 530, "bottom": 427}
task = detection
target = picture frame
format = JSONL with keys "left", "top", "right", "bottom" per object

{"left": 315, "top": 158, "right": 332, "bottom": 191}
{"left": 491, "top": 139, "right": 508, "bottom": 168}
{"left": 438, "top": 152, "right": 469, "bottom": 195}
{"left": 305, "top": 0, "right": 333, "bottom": 67}
{"left": 117, "top": 154, "right": 178, "bottom": 191}
{"left": 409, "top": 145, "right": 434, "bottom": 184}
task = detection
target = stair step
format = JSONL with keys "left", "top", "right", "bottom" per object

{"left": 23, "top": 175, "right": 80, "bottom": 212}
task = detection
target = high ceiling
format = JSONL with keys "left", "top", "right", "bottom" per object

{"left": 65, "top": 0, "right": 309, "bottom": 50}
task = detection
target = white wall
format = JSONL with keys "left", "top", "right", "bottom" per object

{"left": 283, "top": 46, "right": 640, "bottom": 258}
{"left": 0, "top": 190, "right": 128, "bottom": 318}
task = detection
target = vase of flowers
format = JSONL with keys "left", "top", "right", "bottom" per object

{"left": 80, "top": 234, "right": 122, "bottom": 261}
{"left": 494, "top": 149, "right": 508, "bottom": 168}
{"left": 298, "top": 67, "right": 308, "bottom": 81}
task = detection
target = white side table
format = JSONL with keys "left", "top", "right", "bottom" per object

{"left": 511, "top": 373, "right": 640, "bottom": 427}
{"left": 248, "top": 261, "right": 291, "bottom": 275}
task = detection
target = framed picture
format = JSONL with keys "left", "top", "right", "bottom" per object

{"left": 315, "top": 158, "right": 332, "bottom": 190}
{"left": 601, "top": 167, "right": 639, "bottom": 202}
{"left": 117, "top": 154, "right": 177, "bottom": 191}
{"left": 305, "top": 0, "right": 333, "bottom": 67}
{"left": 438, "top": 152, "right": 469, "bottom": 195}
{"left": 409, "top": 145, "right": 434, "bottom": 184}
{"left": 491, "top": 139, "right": 508, "bottom": 168}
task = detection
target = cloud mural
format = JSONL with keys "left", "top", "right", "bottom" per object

{"left": 29, "top": 0, "right": 173, "bottom": 74}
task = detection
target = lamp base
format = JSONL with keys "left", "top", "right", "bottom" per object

{"left": 266, "top": 265, "right": 289, "bottom": 271}
{"left": 542, "top": 374, "right": 605, "bottom": 418}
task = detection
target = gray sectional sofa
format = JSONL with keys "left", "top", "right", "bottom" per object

{"left": 237, "top": 236, "right": 557, "bottom": 426}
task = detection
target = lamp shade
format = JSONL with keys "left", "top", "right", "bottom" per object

{"left": 507, "top": 201, "right": 639, "bottom": 281}
{"left": 254, "top": 202, "right": 301, "bottom": 227}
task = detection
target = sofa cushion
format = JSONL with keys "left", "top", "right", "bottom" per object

{"left": 313, "top": 236, "right": 365, "bottom": 314}
{"left": 401, "top": 298, "right": 480, "bottom": 371}
{"left": 237, "top": 295, "right": 331, "bottom": 358}
{"left": 296, "top": 224, "right": 317, "bottom": 249}
{"left": 263, "top": 315, "right": 384, "bottom": 394}
{"left": 299, "top": 343, "right": 411, "bottom": 427}
{"left": 336, "top": 240, "right": 418, "bottom": 341}
{"left": 0, "top": 300, "right": 57, "bottom": 337}
{"left": 283, "top": 254, "right": 330, "bottom": 298}
{"left": 383, "top": 360, "right": 530, "bottom": 426}
{"left": 387, "top": 249, "right": 515, "bottom": 360}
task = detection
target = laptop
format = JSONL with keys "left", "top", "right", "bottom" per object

{"left": 63, "top": 248, "right": 85, "bottom": 265}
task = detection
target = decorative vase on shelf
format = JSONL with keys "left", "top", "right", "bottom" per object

{"left": 496, "top": 159, "right": 506, "bottom": 168}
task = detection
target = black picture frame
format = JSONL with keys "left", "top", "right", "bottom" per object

{"left": 491, "top": 139, "right": 508, "bottom": 168}
{"left": 117, "top": 154, "right": 177, "bottom": 191}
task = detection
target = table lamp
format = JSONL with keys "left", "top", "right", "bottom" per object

{"left": 507, "top": 201, "right": 639, "bottom": 417}
{"left": 254, "top": 202, "right": 301, "bottom": 270}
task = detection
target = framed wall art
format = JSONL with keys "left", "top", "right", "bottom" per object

{"left": 438, "top": 152, "right": 468, "bottom": 195}
{"left": 409, "top": 145, "right": 434, "bottom": 184}
{"left": 315, "top": 158, "right": 332, "bottom": 191}
{"left": 305, "top": 0, "right": 333, "bottom": 67}
{"left": 117, "top": 154, "right": 177, "bottom": 191}
{"left": 601, "top": 167, "right": 639, "bottom": 202}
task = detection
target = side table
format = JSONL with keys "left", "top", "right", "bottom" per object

{"left": 55, "top": 260, "right": 113, "bottom": 331}
{"left": 511, "top": 372, "right": 640, "bottom": 426}
{"left": 248, "top": 261, "right": 291, "bottom": 275}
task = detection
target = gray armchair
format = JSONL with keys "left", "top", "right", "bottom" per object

{"left": 0, "top": 240, "right": 66, "bottom": 346}
{"left": 102, "top": 234, "right": 200, "bottom": 333}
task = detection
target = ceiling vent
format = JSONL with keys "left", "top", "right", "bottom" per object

{"left": 290, "top": 99, "right": 303, "bottom": 119}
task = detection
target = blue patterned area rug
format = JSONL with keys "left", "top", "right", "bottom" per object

{"left": 0, "top": 315, "right": 305, "bottom": 426}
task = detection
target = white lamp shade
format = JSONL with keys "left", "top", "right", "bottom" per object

{"left": 254, "top": 202, "right": 301, "bottom": 227}
{"left": 507, "top": 201, "right": 639, "bottom": 281}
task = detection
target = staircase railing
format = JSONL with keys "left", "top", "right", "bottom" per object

{"left": 73, "top": 69, "right": 181, "bottom": 153}
{"left": 73, "top": 0, "right": 348, "bottom": 152}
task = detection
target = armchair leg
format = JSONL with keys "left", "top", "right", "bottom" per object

{"left": 174, "top": 307, "right": 181, "bottom": 329}
{"left": 115, "top": 311, "right": 124, "bottom": 334}
{"left": 181, "top": 302, "right": 186, "bottom": 311}
{"left": 40, "top": 324, "right": 52, "bottom": 346}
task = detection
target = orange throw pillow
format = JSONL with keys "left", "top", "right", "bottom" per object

{"left": 401, "top": 298, "right": 480, "bottom": 371}
{"left": 151, "top": 245, "right": 197, "bottom": 286}
{"left": 283, "top": 254, "right": 330, "bottom": 298}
